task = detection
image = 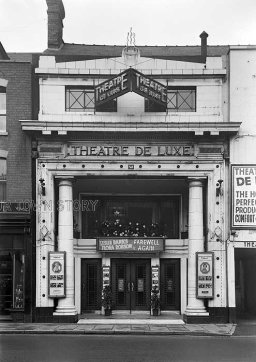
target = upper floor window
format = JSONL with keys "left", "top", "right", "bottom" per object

{"left": 65, "top": 86, "right": 117, "bottom": 112}
{"left": 145, "top": 87, "right": 196, "bottom": 113}
{"left": 0, "top": 158, "right": 6, "bottom": 201}
{"left": 0, "top": 86, "right": 6, "bottom": 131}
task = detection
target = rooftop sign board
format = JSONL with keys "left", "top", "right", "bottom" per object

{"left": 95, "top": 68, "right": 167, "bottom": 108}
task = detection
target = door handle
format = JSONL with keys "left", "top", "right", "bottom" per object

{"left": 82, "top": 282, "right": 86, "bottom": 291}
{"left": 127, "top": 282, "right": 130, "bottom": 292}
{"left": 131, "top": 282, "right": 134, "bottom": 292}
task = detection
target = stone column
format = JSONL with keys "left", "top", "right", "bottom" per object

{"left": 54, "top": 178, "right": 77, "bottom": 317}
{"left": 184, "top": 178, "right": 208, "bottom": 321}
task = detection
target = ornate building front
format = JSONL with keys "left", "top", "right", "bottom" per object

{"left": 21, "top": 0, "right": 242, "bottom": 323}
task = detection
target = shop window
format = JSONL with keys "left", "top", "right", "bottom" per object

{"left": 65, "top": 86, "right": 117, "bottom": 112}
{"left": 13, "top": 252, "right": 25, "bottom": 309}
{"left": 0, "top": 86, "right": 6, "bottom": 131}
{"left": 0, "top": 249, "right": 25, "bottom": 315}
{"left": 0, "top": 158, "right": 6, "bottom": 201}
{"left": 145, "top": 87, "right": 196, "bottom": 112}
{"left": 82, "top": 196, "right": 180, "bottom": 239}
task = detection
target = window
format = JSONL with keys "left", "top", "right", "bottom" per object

{"left": 0, "top": 86, "right": 6, "bottom": 131}
{"left": 167, "top": 87, "right": 196, "bottom": 112}
{"left": 0, "top": 158, "right": 6, "bottom": 201}
{"left": 82, "top": 196, "right": 180, "bottom": 239}
{"left": 65, "top": 86, "right": 117, "bottom": 112}
{"left": 145, "top": 87, "right": 196, "bottom": 113}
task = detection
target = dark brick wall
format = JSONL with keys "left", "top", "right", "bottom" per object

{"left": 0, "top": 61, "right": 34, "bottom": 202}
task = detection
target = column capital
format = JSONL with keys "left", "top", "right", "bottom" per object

{"left": 55, "top": 176, "right": 74, "bottom": 187}
{"left": 187, "top": 177, "right": 207, "bottom": 188}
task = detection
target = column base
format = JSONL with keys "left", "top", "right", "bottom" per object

{"left": 53, "top": 306, "right": 78, "bottom": 316}
{"left": 183, "top": 307, "right": 209, "bottom": 324}
{"left": 183, "top": 313, "right": 210, "bottom": 324}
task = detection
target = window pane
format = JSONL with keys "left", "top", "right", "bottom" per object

{"left": 167, "top": 88, "right": 196, "bottom": 112}
{"left": 0, "top": 92, "right": 6, "bottom": 112}
{"left": 0, "top": 159, "right": 7, "bottom": 201}
{"left": 82, "top": 197, "right": 179, "bottom": 238}
{"left": 0, "top": 115, "right": 6, "bottom": 131}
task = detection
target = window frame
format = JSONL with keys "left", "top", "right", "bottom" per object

{"left": 145, "top": 86, "right": 196, "bottom": 113}
{"left": 0, "top": 157, "right": 6, "bottom": 201}
{"left": 81, "top": 195, "right": 180, "bottom": 239}
{"left": 0, "top": 86, "right": 6, "bottom": 132}
{"left": 167, "top": 86, "right": 196, "bottom": 113}
{"left": 65, "top": 86, "right": 117, "bottom": 113}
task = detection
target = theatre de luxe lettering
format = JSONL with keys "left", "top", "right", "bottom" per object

{"left": 67, "top": 144, "right": 194, "bottom": 157}
{"left": 95, "top": 68, "right": 167, "bottom": 107}
{"left": 95, "top": 70, "right": 130, "bottom": 105}
{"left": 131, "top": 69, "right": 167, "bottom": 105}
{"left": 97, "top": 238, "right": 165, "bottom": 252}
{"left": 232, "top": 165, "right": 256, "bottom": 228}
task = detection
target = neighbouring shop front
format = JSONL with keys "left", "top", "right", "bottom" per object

{"left": 231, "top": 165, "right": 256, "bottom": 318}
{"left": 0, "top": 211, "right": 32, "bottom": 321}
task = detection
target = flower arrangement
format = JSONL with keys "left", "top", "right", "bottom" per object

{"left": 102, "top": 285, "right": 113, "bottom": 316}
{"left": 97, "top": 219, "right": 167, "bottom": 238}
{"left": 150, "top": 286, "right": 160, "bottom": 315}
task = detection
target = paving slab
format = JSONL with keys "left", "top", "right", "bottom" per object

{"left": 0, "top": 322, "right": 236, "bottom": 336}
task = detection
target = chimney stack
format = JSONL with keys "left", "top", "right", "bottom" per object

{"left": 200, "top": 31, "right": 208, "bottom": 61}
{"left": 46, "top": 0, "right": 65, "bottom": 49}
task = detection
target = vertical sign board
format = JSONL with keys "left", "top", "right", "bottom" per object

{"left": 102, "top": 266, "right": 110, "bottom": 287}
{"left": 151, "top": 266, "right": 159, "bottom": 290}
{"left": 231, "top": 165, "right": 256, "bottom": 229}
{"left": 48, "top": 252, "right": 66, "bottom": 298}
{"left": 196, "top": 252, "right": 214, "bottom": 299}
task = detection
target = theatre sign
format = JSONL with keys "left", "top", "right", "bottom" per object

{"left": 97, "top": 237, "right": 165, "bottom": 252}
{"left": 95, "top": 68, "right": 167, "bottom": 108}
{"left": 231, "top": 165, "right": 256, "bottom": 228}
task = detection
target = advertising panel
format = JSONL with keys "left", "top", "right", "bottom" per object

{"left": 196, "top": 252, "right": 214, "bottom": 299}
{"left": 232, "top": 164, "right": 256, "bottom": 229}
{"left": 48, "top": 252, "right": 66, "bottom": 298}
{"left": 97, "top": 237, "right": 165, "bottom": 252}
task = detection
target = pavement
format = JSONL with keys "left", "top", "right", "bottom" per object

{"left": 0, "top": 321, "right": 236, "bottom": 336}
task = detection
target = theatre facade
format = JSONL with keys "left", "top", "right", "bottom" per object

{"left": 20, "top": 3, "right": 242, "bottom": 322}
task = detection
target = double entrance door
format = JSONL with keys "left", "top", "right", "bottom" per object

{"left": 81, "top": 258, "right": 180, "bottom": 313}
{"left": 111, "top": 259, "right": 151, "bottom": 312}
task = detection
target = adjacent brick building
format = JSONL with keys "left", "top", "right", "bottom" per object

{"left": 0, "top": 43, "right": 39, "bottom": 321}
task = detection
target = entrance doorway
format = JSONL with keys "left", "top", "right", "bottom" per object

{"left": 160, "top": 259, "right": 180, "bottom": 310}
{"left": 81, "top": 259, "right": 102, "bottom": 312}
{"left": 235, "top": 249, "right": 256, "bottom": 317}
{"left": 111, "top": 259, "right": 151, "bottom": 312}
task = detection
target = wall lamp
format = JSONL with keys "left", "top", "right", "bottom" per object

{"left": 39, "top": 178, "right": 46, "bottom": 196}
{"left": 216, "top": 179, "right": 223, "bottom": 197}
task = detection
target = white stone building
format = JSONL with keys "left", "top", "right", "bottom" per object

{"left": 20, "top": 0, "right": 256, "bottom": 323}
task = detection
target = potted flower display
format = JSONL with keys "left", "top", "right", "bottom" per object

{"left": 150, "top": 286, "right": 160, "bottom": 316}
{"left": 102, "top": 285, "right": 113, "bottom": 316}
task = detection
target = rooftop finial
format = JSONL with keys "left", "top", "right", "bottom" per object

{"left": 127, "top": 27, "right": 136, "bottom": 47}
{"left": 123, "top": 27, "right": 140, "bottom": 67}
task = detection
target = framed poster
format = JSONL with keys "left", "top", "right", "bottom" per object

{"left": 102, "top": 266, "right": 110, "bottom": 287}
{"left": 231, "top": 164, "right": 256, "bottom": 229}
{"left": 48, "top": 252, "right": 66, "bottom": 298}
{"left": 151, "top": 266, "right": 159, "bottom": 289}
{"left": 196, "top": 252, "right": 214, "bottom": 299}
